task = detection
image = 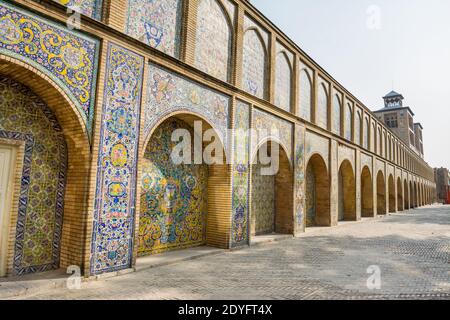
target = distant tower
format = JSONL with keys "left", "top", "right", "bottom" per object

{"left": 383, "top": 90, "right": 404, "bottom": 108}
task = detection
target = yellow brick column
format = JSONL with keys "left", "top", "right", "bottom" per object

{"left": 103, "top": 0, "right": 128, "bottom": 32}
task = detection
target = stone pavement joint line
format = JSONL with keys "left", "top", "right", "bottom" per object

{"left": 4, "top": 206, "right": 450, "bottom": 300}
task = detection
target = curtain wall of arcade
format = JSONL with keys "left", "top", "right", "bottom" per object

{"left": 0, "top": 0, "right": 435, "bottom": 277}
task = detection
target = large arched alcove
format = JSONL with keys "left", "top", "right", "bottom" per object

{"left": 397, "top": 177, "right": 404, "bottom": 211}
{"left": 388, "top": 175, "right": 396, "bottom": 213}
{"left": 361, "top": 166, "right": 374, "bottom": 217}
{"left": 404, "top": 180, "right": 410, "bottom": 210}
{"left": 338, "top": 160, "right": 356, "bottom": 221}
{"left": 413, "top": 182, "right": 418, "bottom": 208}
{"left": 376, "top": 171, "right": 386, "bottom": 215}
{"left": 0, "top": 58, "right": 90, "bottom": 277}
{"left": 305, "top": 154, "right": 330, "bottom": 227}
{"left": 137, "top": 114, "right": 231, "bottom": 257}
{"left": 410, "top": 181, "right": 416, "bottom": 208}
{"left": 251, "top": 140, "right": 294, "bottom": 236}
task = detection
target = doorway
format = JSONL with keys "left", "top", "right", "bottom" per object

{"left": 0, "top": 145, "right": 16, "bottom": 277}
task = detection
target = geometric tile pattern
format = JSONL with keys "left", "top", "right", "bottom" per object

{"left": 251, "top": 164, "right": 275, "bottom": 235}
{"left": 0, "top": 76, "right": 67, "bottom": 276}
{"left": 231, "top": 101, "right": 250, "bottom": 247}
{"left": 90, "top": 43, "right": 144, "bottom": 275}
{"left": 0, "top": 1, "right": 100, "bottom": 136}
{"left": 126, "top": 0, "right": 182, "bottom": 58}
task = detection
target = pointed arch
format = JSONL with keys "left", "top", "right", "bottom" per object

{"left": 338, "top": 160, "right": 356, "bottom": 221}
{"left": 388, "top": 174, "right": 396, "bottom": 213}
{"left": 397, "top": 177, "right": 404, "bottom": 211}
{"left": 332, "top": 94, "right": 342, "bottom": 136}
{"left": 242, "top": 26, "right": 267, "bottom": 99}
{"left": 306, "top": 154, "right": 331, "bottom": 227}
{"left": 317, "top": 83, "right": 329, "bottom": 130}
{"left": 361, "top": 166, "right": 374, "bottom": 217}
{"left": 377, "top": 171, "right": 386, "bottom": 215}
{"left": 275, "top": 51, "right": 293, "bottom": 112}
{"left": 195, "top": 0, "right": 233, "bottom": 82}
{"left": 299, "top": 68, "right": 313, "bottom": 122}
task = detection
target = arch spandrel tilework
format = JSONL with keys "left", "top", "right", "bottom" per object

{"left": 0, "top": 1, "right": 100, "bottom": 137}
{"left": 252, "top": 108, "right": 293, "bottom": 164}
{"left": 90, "top": 44, "right": 144, "bottom": 275}
{"left": 125, "top": 0, "right": 183, "bottom": 58}
{"left": 305, "top": 132, "right": 329, "bottom": 169}
{"left": 195, "top": 0, "right": 233, "bottom": 82}
{"left": 231, "top": 101, "right": 251, "bottom": 247}
{"left": 145, "top": 63, "right": 231, "bottom": 153}
{"left": 0, "top": 77, "right": 67, "bottom": 276}
{"left": 53, "top": 0, "right": 103, "bottom": 20}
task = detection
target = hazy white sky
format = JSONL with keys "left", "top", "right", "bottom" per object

{"left": 252, "top": 0, "right": 450, "bottom": 170}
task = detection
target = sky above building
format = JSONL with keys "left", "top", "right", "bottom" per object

{"left": 252, "top": 0, "right": 450, "bottom": 170}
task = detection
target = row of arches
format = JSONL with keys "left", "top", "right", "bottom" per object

{"left": 0, "top": 61, "right": 435, "bottom": 277}
{"left": 305, "top": 154, "right": 434, "bottom": 226}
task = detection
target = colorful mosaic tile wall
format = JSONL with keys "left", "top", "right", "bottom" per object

{"left": 0, "top": 1, "right": 100, "bottom": 136}
{"left": 251, "top": 164, "right": 275, "bottom": 235}
{"left": 126, "top": 0, "right": 182, "bottom": 58}
{"left": 294, "top": 125, "right": 305, "bottom": 233}
{"left": 90, "top": 44, "right": 144, "bottom": 275}
{"left": 0, "top": 76, "right": 67, "bottom": 275}
{"left": 252, "top": 108, "right": 293, "bottom": 163}
{"left": 242, "top": 16, "right": 268, "bottom": 99}
{"left": 299, "top": 67, "right": 313, "bottom": 122}
{"left": 274, "top": 42, "right": 293, "bottom": 112}
{"left": 317, "top": 81, "right": 329, "bottom": 130}
{"left": 145, "top": 63, "right": 230, "bottom": 153}
{"left": 138, "top": 118, "right": 208, "bottom": 256}
{"left": 231, "top": 101, "right": 250, "bottom": 247}
{"left": 195, "top": 0, "right": 234, "bottom": 82}
{"left": 332, "top": 94, "right": 341, "bottom": 135}
{"left": 53, "top": 0, "right": 103, "bottom": 20}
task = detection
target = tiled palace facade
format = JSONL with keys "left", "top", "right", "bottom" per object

{"left": 0, "top": 0, "right": 436, "bottom": 278}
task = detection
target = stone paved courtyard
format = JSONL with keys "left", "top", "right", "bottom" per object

{"left": 13, "top": 205, "right": 450, "bottom": 300}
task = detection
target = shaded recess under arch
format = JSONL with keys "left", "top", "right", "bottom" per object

{"left": 305, "top": 154, "right": 330, "bottom": 227}
{"left": 137, "top": 113, "right": 231, "bottom": 257}
{"left": 251, "top": 140, "right": 294, "bottom": 236}
{"left": 361, "top": 166, "right": 374, "bottom": 217}
{"left": 376, "top": 171, "right": 386, "bottom": 215}
{"left": 338, "top": 160, "right": 356, "bottom": 221}
{"left": 388, "top": 175, "right": 396, "bottom": 213}
{"left": 397, "top": 177, "right": 404, "bottom": 211}
{"left": 0, "top": 59, "right": 91, "bottom": 276}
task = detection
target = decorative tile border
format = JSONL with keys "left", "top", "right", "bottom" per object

{"left": 90, "top": 43, "right": 144, "bottom": 275}
{"left": 294, "top": 124, "right": 305, "bottom": 233}
{"left": 0, "top": 1, "right": 100, "bottom": 137}
{"left": 231, "top": 100, "right": 251, "bottom": 247}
